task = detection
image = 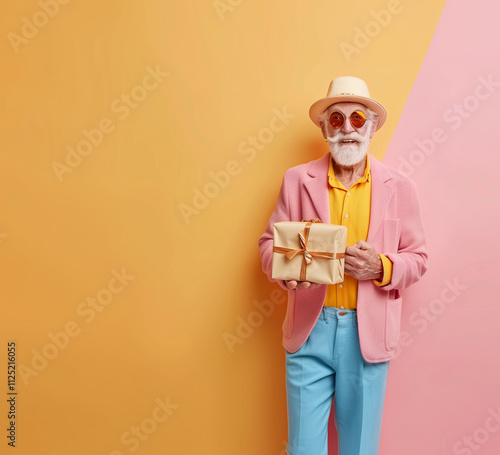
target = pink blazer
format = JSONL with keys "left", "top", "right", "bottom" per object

{"left": 258, "top": 152, "right": 428, "bottom": 363}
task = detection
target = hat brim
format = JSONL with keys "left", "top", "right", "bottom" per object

{"left": 309, "top": 95, "right": 387, "bottom": 131}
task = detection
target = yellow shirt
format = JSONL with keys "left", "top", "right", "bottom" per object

{"left": 324, "top": 154, "right": 393, "bottom": 309}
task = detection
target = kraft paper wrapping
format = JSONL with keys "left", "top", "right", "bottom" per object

{"left": 272, "top": 221, "right": 347, "bottom": 285}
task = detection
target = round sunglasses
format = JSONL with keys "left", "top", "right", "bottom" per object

{"left": 329, "top": 110, "right": 367, "bottom": 130}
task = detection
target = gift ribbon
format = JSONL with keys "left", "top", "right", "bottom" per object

{"left": 273, "top": 222, "right": 346, "bottom": 281}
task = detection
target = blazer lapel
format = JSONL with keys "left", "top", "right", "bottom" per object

{"left": 367, "top": 153, "right": 394, "bottom": 246}
{"left": 303, "top": 153, "right": 331, "bottom": 224}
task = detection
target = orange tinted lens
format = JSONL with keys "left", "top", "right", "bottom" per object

{"left": 350, "top": 110, "right": 366, "bottom": 128}
{"left": 329, "top": 112, "right": 345, "bottom": 129}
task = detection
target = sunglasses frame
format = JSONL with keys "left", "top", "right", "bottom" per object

{"left": 328, "top": 110, "right": 368, "bottom": 130}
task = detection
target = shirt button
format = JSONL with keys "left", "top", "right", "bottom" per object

{"left": 340, "top": 306, "right": 345, "bottom": 309}
{"left": 346, "top": 192, "right": 351, "bottom": 197}
{"left": 338, "top": 284, "right": 343, "bottom": 288}
{"left": 344, "top": 213, "right": 349, "bottom": 218}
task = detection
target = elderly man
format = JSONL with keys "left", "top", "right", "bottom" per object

{"left": 258, "top": 76, "right": 428, "bottom": 455}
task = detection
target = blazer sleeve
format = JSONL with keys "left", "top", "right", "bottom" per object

{"left": 258, "top": 172, "right": 290, "bottom": 290}
{"left": 382, "top": 176, "right": 428, "bottom": 291}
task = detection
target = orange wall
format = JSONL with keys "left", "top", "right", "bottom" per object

{"left": 0, "top": 1, "right": 445, "bottom": 453}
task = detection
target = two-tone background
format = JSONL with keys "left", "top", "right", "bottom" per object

{"left": 1, "top": 1, "right": 499, "bottom": 454}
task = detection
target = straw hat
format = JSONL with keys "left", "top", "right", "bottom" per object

{"left": 309, "top": 76, "right": 387, "bottom": 131}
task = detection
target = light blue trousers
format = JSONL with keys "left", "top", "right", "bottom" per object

{"left": 285, "top": 306, "right": 390, "bottom": 455}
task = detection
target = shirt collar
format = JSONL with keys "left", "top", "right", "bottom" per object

{"left": 328, "top": 153, "right": 371, "bottom": 189}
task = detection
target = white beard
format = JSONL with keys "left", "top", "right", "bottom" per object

{"left": 326, "top": 132, "right": 370, "bottom": 166}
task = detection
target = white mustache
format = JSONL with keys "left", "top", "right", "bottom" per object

{"left": 326, "top": 133, "right": 367, "bottom": 144}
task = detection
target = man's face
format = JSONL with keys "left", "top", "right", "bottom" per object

{"left": 321, "top": 102, "right": 375, "bottom": 167}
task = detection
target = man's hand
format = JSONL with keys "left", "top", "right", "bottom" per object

{"left": 345, "top": 240, "right": 383, "bottom": 281}
{"left": 284, "top": 280, "right": 321, "bottom": 290}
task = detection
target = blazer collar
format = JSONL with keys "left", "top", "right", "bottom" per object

{"left": 303, "top": 152, "right": 394, "bottom": 241}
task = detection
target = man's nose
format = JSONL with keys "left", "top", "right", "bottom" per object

{"left": 340, "top": 118, "right": 355, "bottom": 133}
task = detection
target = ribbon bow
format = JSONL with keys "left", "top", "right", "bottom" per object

{"left": 273, "top": 221, "right": 345, "bottom": 281}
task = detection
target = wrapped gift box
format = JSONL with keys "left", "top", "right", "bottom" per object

{"left": 272, "top": 221, "right": 347, "bottom": 285}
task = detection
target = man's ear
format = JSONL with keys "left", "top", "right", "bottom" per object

{"left": 320, "top": 121, "right": 327, "bottom": 139}
{"left": 369, "top": 122, "right": 377, "bottom": 139}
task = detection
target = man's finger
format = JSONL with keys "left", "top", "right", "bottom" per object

{"left": 346, "top": 246, "right": 365, "bottom": 258}
{"left": 356, "top": 240, "right": 372, "bottom": 250}
{"left": 345, "top": 246, "right": 358, "bottom": 256}
{"left": 345, "top": 261, "right": 359, "bottom": 271}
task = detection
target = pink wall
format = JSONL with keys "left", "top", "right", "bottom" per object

{"left": 380, "top": 1, "right": 500, "bottom": 454}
